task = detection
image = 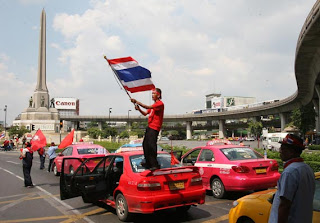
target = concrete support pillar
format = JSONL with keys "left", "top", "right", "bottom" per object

{"left": 313, "top": 99, "right": 319, "bottom": 134}
{"left": 314, "top": 84, "right": 320, "bottom": 134}
{"left": 127, "top": 121, "right": 131, "bottom": 132}
{"left": 98, "top": 122, "right": 102, "bottom": 130}
{"left": 71, "top": 121, "right": 76, "bottom": 130}
{"left": 279, "top": 113, "right": 287, "bottom": 132}
{"left": 186, "top": 121, "right": 192, "bottom": 140}
{"left": 219, "top": 120, "right": 225, "bottom": 139}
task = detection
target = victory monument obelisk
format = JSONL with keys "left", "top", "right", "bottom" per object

{"left": 13, "top": 9, "right": 59, "bottom": 133}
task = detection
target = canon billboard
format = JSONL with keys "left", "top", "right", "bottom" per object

{"left": 54, "top": 98, "right": 77, "bottom": 110}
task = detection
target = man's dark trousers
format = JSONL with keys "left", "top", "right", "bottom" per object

{"left": 40, "top": 155, "right": 45, "bottom": 169}
{"left": 23, "top": 163, "right": 33, "bottom": 186}
{"left": 143, "top": 127, "right": 159, "bottom": 168}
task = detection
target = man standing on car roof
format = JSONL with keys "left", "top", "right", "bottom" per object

{"left": 131, "top": 88, "right": 164, "bottom": 171}
{"left": 268, "top": 134, "right": 315, "bottom": 223}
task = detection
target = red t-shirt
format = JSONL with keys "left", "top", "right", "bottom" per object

{"left": 147, "top": 100, "right": 164, "bottom": 131}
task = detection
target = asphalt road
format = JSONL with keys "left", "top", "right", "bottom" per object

{"left": 0, "top": 147, "right": 252, "bottom": 223}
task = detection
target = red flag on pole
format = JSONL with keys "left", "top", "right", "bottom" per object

{"left": 58, "top": 129, "right": 75, "bottom": 149}
{"left": 31, "top": 129, "right": 47, "bottom": 152}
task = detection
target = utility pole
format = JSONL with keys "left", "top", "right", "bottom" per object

{"left": 108, "top": 108, "right": 112, "bottom": 125}
{"left": 4, "top": 105, "right": 7, "bottom": 137}
{"left": 128, "top": 109, "right": 131, "bottom": 131}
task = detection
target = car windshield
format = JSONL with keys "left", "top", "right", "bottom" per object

{"left": 221, "top": 147, "right": 263, "bottom": 161}
{"left": 130, "top": 153, "right": 182, "bottom": 173}
{"left": 77, "top": 147, "right": 107, "bottom": 155}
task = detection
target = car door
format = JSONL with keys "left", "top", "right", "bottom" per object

{"left": 196, "top": 149, "right": 215, "bottom": 188}
{"left": 60, "top": 156, "right": 114, "bottom": 203}
{"left": 56, "top": 147, "right": 72, "bottom": 172}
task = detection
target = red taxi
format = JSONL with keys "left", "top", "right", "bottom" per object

{"left": 181, "top": 139, "right": 280, "bottom": 198}
{"left": 53, "top": 143, "right": 109, "bottom": 176}
{"left": 60, "top": 151, "right": 205, "bottom": 221}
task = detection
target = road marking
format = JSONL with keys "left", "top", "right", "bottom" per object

{"left": 0, "top": 209, "right": 110, "bottom": 223}
{"left": 201, "top": 214, "right": 229, "bottom": 223}
{"left": 6, "top": 161, "right": 19, "bottom": 165}
{"left": 0, "top": 194, "right": 60, "bottom": 204}
{"left": 0, "top": 215, "right": 72, "bottom": 222}
{"left": 0, "top": 192, "right": 34, "bottom": 200}
{"left": 60, "top": 208, "right": 107, "bottom": 223}
{"left": 0, "top": 166, "right": 95, "bottom": 223}
{"left": 0, "top": 194, "right": 34, "bottom": 212}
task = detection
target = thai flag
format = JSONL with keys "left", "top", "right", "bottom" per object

{"left": 0, "top": 132, "right": 5, "bottom": 139}
{"left": 107, "top": 57, "right": 155, "bottom": 93}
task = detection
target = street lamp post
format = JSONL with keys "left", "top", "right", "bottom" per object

{"left": 128, "top": 110, "right": 131, "bottom": 131}
{"left": 108, "top": 108, "right": 112, "bottom": 125}
{"left": 4, "top": 105, "right": 7, "bottom": 137}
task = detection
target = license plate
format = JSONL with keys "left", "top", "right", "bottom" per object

{"left": 255, "top": 168, "right": 267, "bottom": 174}
{"left": 169, "top": 181, "right": 185, "bottom": 190}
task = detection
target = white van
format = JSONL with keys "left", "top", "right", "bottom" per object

{"left": 263, "top": 133, "right": 288, "bottom": 151}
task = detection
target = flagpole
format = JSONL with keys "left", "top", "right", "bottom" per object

{"left": 103, "top": 55, "right": 132, "bottom": 99}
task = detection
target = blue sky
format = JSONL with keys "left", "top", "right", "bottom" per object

{"left": 0, "top": 0, "right": 316, "bottom": 124}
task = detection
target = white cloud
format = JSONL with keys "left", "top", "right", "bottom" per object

{"left": 3, "top": 0, "right": 315, "bottom": 123}
{"left": 50, "top": 0, "right": 315, "bottom": 116}
{"left": 0, "top": 54, "right": 35, "bottom": 122}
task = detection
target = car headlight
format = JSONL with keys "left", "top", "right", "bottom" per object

{"left": 232, "top": 200, "right": 239, "bottom": 208}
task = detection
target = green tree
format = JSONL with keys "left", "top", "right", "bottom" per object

{"left": 87, "top": 122, "right": 98, "bottom": 128}
{"left": 130, "top": 129, "right": 144, "bottom": 138}
{"left": 8, "top": 126, "right": 30, "bottom": 138}
{"left": 119, "top": 130, "right": 129, "bottom": 139}
{"left": 290, "top": 102, "right": 316, "bottom": 136}
{"left": 102, "top": 127, "right": 117, "bottom": 137}
{"left": 247, "top": 120, "right": 263, "bottom": 138}
{"left": 87, "top": 127, "right": 102, "bottom": 139}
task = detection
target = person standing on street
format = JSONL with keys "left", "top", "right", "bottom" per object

{"left": 130, "top": 88, "right": 164, "bottom": 171}
{"left": 268, "top": 134, "right": 315, "bottom": 223}
{"left": 47, "top": 142, "right": 58, "bottom": 172}
{"left": 38, "top": 147, "right": 45, "bottom": 170}
{"left": 20, "top": 142, "right": 34, "bottom": 188}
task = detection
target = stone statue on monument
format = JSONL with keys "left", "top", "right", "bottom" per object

{"left": 41, "top": 96, "right": 45, "bottom": 107}
{"left": 50, "top": 98, "right": 55, "bottom": 108}
{"left": 29, "top": 96, "right": 33, "bottom": 107}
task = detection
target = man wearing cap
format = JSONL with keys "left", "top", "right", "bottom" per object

{"left": 269, "top": 134, "right": 315, "bottom": 223}
{"left": 131, "top": 88, "right": 164, "bottom": 171}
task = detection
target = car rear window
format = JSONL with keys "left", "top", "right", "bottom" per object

{"left": 221, "top": 147, "right": 263, "bottom": 161}
{"left": 130, "top": 153, "right": 181, "bottom": 173}
{"left": 77, "top": 147, "right": 108, "bottom": 155}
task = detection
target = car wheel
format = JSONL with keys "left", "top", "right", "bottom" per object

{"left": 116, "top": 193, "right": 132, "bottom": 222}
{"left": 211, "top": 178, "right": 225, "bottom": 199}
{"left": 69, "top": 166, "right": 74, "bottom": 175}
{"left": 176, "top": 205, "right": 191, "bottom": 213}
{"left": 53, "top": 164, "right": 60, "bottom": 176}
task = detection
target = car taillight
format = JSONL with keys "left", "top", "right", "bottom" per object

{"left": 271, "top": 162, "right": 279, "bottom": 171}
{"left": 232, "top": 166, "right": 250, "bottom": 173}
{"left": 137, "top": 180, "right": 161, "bottom": 191}
{"left": 190, "top": 176, "right": 202, "bottom": 186}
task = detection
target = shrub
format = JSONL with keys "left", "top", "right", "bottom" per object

{"left": 307, "top": 145, "right": 320, "bottom": 150}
